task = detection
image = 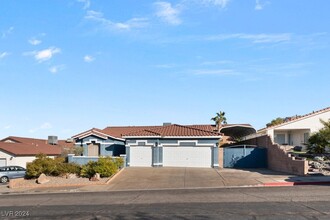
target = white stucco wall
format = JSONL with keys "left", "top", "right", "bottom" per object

{"left": 265, "top": 110, "right": 330, "bottom": 146}
{"left": 0, "top": 151, "right": 56, "bottom": 168}
{"left": 275, "top": 110, "right": 330, "bottom": 133}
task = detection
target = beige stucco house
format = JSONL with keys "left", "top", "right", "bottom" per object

{"left": 257, "top": 107, "right": 330, "bottom": 149}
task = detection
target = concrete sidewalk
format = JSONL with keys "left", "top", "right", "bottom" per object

{"left": 1, "top": 167, "right": 330, "bottom": 194}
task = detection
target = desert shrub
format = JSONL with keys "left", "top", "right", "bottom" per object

{"left": 26, "top": 154, "right": 81, "bottom": 178}
{"left": 80, "top": 157, "right": 123, "bottom": 178}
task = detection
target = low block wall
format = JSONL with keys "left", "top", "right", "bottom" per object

{"left": 67, "top": 154, "right": 127, "bottom": 167}
{"left": 240, "top": 135, "right": 308, "bottom": 176}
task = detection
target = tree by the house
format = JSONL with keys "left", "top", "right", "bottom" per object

{"left": 307, "top": 119, "right": 330, "bottom": 154}
{"left": 266, "top": 117, "right": 285, "bottom": 127}
{"left": 211, "top": 111, "right": 227, "bottom": 131}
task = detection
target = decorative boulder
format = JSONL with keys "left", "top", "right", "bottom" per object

{"left": 90, "top": 173, "right": 101, "bottom": 181}
{"left": 314, "top": 156, "right": 324, "bottom": 162}
{"left": 66, "top": 173, "right": 78, "bottom": 179}
{"left": 37, "top": 173, "right": 50, "bottom": 184}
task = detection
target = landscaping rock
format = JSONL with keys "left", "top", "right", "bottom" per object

{"left": 66, "top": 173, "right": 78, "bottom": 179}
{"left": 90, "top": 173, "right": 101, "bottom": 181}
{"left": 37, "top": 173, "right": 50, "bottom": 184}
{"left": 314, "top": 156, "right": 324, "bottom": 162}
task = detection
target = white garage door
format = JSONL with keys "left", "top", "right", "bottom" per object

{"left": 163, "top": 147, "right": 212, "bottom": 168}
{"left": 129, "top": 147, "right": 152, "bottom": 167}
{"left": 0, "top": 158, "right": 6, "bottom": 167}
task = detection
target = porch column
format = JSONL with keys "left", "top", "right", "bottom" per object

{"left": 212, "top": 144, "right": 219, "bottom": 168}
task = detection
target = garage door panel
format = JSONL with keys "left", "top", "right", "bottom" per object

{"left": 163, "top": 147, "right": 212, "bottom": 168}
{"left": 130, "top": 147, "right": 152, "bottom": 167}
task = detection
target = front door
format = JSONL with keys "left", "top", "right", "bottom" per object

{"left": 88, "top": 143, "right": 100, "bottom": 156}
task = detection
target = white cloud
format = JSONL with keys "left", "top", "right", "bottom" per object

{"left": 40, "top": 122, "right": 52, "bottom": 129}
{"left": 154, "top": 2, "right": 182, "bottom": 25}
{"left": 255, "top": 0, "right": 269, "bottom": 10}
{"left": 24, "top": 47, "right": 61, "bottom": 62}
{"left": 206, "top": 33, "right": 292, "bottom": 44}
{"left": 1, "top": 26, "right": 14, "bottom": 38}
{"left": 77, "top": 0, "right": 91, "bottom": 9}
{"left": 85, "top": 10, "right": 148, "bottom": 31}
{"left": 49, "top": 65, "right": 65, "bottom": 73}
{"left": 201, "top": 60, "right": 233, "bottom": 66}
{"left": 201, "top": 0, "right": 230, "bottom": 8}
{"left": 0, "top": 52, "right": 9, "bottom": 59}
{"left": 3, "top": 125, "right": 11, "bottom": 130}
{"left": 191, "top": 69, "right": 237, "bottom": 75}
{"left": 29, "top": 122, "right": 53, "bottom": 133}
{"left": 28, "top": 38, "right": 42, "bottom": 45}
{"left": 84, "top": 55, "right": 94, "bottom": 62}
{"left": 153, "top": 64, "right": 176, "bottom": 68}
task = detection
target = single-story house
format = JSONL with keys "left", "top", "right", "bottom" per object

{"left": 255, "top": 107, "right": 330, "bottom": 149}
{"left": 72, "top": 123, "right": 256, "bottom": 168}
{"left": 0, "top": 136, "right": 73, "bottom": 168}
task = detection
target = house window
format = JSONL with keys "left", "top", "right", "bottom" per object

{"left": 303, "top": 133, "right": 310, "bottom": 144}
{"left": 274, "top": 134, "right": 286, "bottom": 145}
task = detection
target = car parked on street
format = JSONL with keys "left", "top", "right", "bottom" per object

{"left": 0, "top": 166, "right": 26, "bottom": 183}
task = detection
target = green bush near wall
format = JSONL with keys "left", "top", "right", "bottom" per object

{"left": 26, "top": 154, "right": 81, "bottom": 178}
{"left": 80, "top": 157, "right": 123, "bottom": 178}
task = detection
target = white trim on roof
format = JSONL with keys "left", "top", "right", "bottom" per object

{"left": 124, "top": 135, "right": 221, "bottom": 139}
{"left": 258, "top": 107, "right": 330, "bottom": 132}
{"left": 73, "top": 130, "right": 125, "bottom": 141}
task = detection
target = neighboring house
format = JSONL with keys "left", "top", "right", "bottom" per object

{"left": 256, "top": 107, "right": 330, "bottom": 148}
{"left": 72, "top": 123, "right": 255, "bottom": 168}
{"left": 0, "top": 136, "right": 73, "bottom": 168}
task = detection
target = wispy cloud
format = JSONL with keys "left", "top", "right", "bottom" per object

{"left": 85, "top": 10, "right": 149, "bottom": 31}
{"left": 49, "top": 65, "right": 65, "bottom": 73}
{"left": 1, "top": 26, "right": 14, "bottom": 38}
{"left": 200, "top": 0, "right": 230, "bottom": 8}
{"left": 255, "top": 0, "right": 270, "bottom": 10}
{"left": 201, "top": 60, "right": 233, "bottom": 66}
{"left": 77, "top": 0, "right": 91, "bottom": 10}
{"left": 0, "top": 52, "right": 9, "bottom": 59}
{"left": 206, "top": 33, "right": 292, "bottom": 44}
{"left": 3, "top": 125, "right": 11, "bottom": 130}
{"left": 24, "top": 47, "right": 61, "bottom": 62}
{"left": 28, "top": 38, "right": 42, "bottom": 45}
{"left": 154, "top": 2, "right": 182, "bottom": 25}
{"left": 191, "top": 69, "right": 237, "bottom": 76}
{"left": 84, "top": 55, "right": 95, "bottom": 62}
{"left": 29, "top": 122, "right": 53, "bottom": 133}
{"left": 153, "top": 64, "right": 176, "bottom": 68}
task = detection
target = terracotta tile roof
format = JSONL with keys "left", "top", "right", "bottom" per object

{"left": 101, "top": 126, "right": 163, "bottom": 139}
{"left": 259, "top": 106, "right": 330, "bottom": 131}
{"left": 1, "top": 136, "right": 75, "bottom": 148}
{"left": 0, "top": 142, "right": 61, "bottom": 156}
{"left": 123, "top": 124, "right": 221, "bottom": 137}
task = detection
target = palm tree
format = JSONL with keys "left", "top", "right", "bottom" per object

{"left": 211, "top": 111, "right": 227, "bottom": 131}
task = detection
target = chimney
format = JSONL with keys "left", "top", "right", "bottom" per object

{"left": 163, "top": 122, "right": 172, "bottom": 126}
{"left": 48, "top": 136, "right": 58, "bottom": 145}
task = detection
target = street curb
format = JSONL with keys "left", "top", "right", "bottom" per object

{"left": 264, "top": 181, "right": 330, "bottom": 187}
{"left": 106, "top": 168, "right": 125, "bottom": 184}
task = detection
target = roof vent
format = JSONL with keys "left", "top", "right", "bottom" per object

{"left": 48, "top": 136, "right": 58, "bottom": 145}
{"left": 163, "top": 122, "right": 172, "bottom": 126}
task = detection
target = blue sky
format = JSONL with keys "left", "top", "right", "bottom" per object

{"left": 1, "top": 0, "right": 329, "bottom": 139}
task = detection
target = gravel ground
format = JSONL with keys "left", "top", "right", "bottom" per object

{"left": 12, "top": 176, "right": 109, "bottom": 188}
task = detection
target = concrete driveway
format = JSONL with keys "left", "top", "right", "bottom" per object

{"left": 104, "top": 167, "right": 293, "bottom": 191}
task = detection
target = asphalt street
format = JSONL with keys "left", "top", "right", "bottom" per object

{"left": 1, "top": 186, "right": 330, "bottom": 219}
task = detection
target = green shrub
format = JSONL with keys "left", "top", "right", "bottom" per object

{"left": 26, "top": 154, "right": 81, "bottom": 178}
{"left": 80, "top": 157, "right": 123, "bottom": 178}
